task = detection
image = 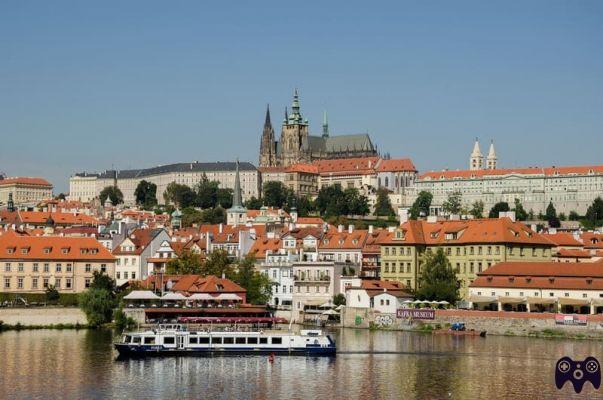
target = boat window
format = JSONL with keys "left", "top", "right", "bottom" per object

{"left": 199, "top": 337, "right": 210, "bottom": 344}
{"left": 189, "top": 337, "right": 198, "bottom": 344}
{"left": 259, "top": 337, "right": 268, "bottom": 344}
{"left": 143, "top": 337, "right": 156, "bottom": 345}
{"left": 124, "top": 335, "right": 131, "bottom": 343}
{"left": 235, "top": 337, "right": 246, "bottom": 344}
{"left": 212, "top": 337, "right": 223, "bottom": 344}
{"left": 271, "top": 337, "right": 282, "bottom": 345}
{"left": 247, "top": 337, "right": 258, "bottom": 344}
{"left": 223, "top": 337, "right": 234, "bottom": 344}
{"left": 163, "top": 337, "right": 175, "bottom": 345}
{"left": 132, "top": 336, "right": 141, "bottom": 344}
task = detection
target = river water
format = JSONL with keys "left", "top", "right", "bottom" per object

{"left": 0, "top": 328, "right": 601, "bottom": 399}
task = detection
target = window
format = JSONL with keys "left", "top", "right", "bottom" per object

{"left": 5, "top": 263, "right": 11, "bottom": 272}
{"left": 271, "top": 337, "right": 282, "bottom": 345}
{"left": 189, "top": 337, "right": 199, "bottom": 344}
{"left": 583, "top": 293, "right": 588, "bottom": 298}
{"left": 116, "top": 272, "right": 121, "bottom": 279}
{"left": 4, "top": 278, "right": 10, "bottom": 289}
{"left": 534, "top": 292, "right": 539, "bottom": 297}
{"left": 223, "top": 337, "right": 234, "bottom": 344}
{"left": 85, "top": 264, "right": 91, "bottom": 273}
{"left": 248, "top": 337, "right": 258, "bottom": 344}
{"left": 32, "top": 278, "right": 38, "bottom": 289}
{"left": 56, "top": 264, "right": 62, "bottom": 273}
{"left": 66, "top": 279, "right": 72, "bottom": 289}
{"left": 44, "top": 264, "right": 49, "bottom": 273}
{"left": 144, "top": 337, "right": 156, "bottom": 344}
{"left": 259, "top": 337, "right": 268, "bottom": 344}
{"left": 212, "top": 337, "right": 223, "bottom": 344}
{"left": 66, "top": 264, "right": 72, "bottom": 272}
{"left": 564, "top": 293, "right": 569, "bottom": 297}
{"left": 85, "top": 279, "right": 91, "bottom": 288}
{"left": 163, "top": 337, "right": 175, "bottom": 345}
{"left": 199, "top": 337, "right": 210, "bottom": 344}
{"left": 235, "top": 337, "right": 246, "bottom": 344}
{"left": 43, "top": 278, "right": 49, "bottom": 288}
{"left": 549, "top": 292, "right": 554, "bottom": 297}
{"left": 33, "top": 263, "right": 39, "bottom": 272}
{"left": 17, "top": 278, "right": 23, "bottom": 289}
{"left": 55, "top": 279, "right": 61, "bottom": 289}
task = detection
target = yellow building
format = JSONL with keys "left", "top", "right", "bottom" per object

{"left": 378, "top": 217, "right": 554, "bottom": 298}
{"left": 0, "top": 177, "right": 53, "bottom": 207}
{"left": 0, "top": 231, "right": 115, "bottom": 294}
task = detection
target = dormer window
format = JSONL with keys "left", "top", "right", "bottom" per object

{"left": 323, "top": 239, "right": 329, "bottom": 245}
{"left": 352, "top": 239, "right": 358, "bottom": 245}
{"left": 21, "top": 247, "right": 29, "bottom": 254}
{"left": 338, "top": 239, "right": 344, "bottom": 245}
{"left": 61, "top": 247, "right": 70, "bottom": 254}
{"left": 526, "top": 277, "right": 532, "bottom": 283}
{"left": 6, "top": 247, "right": 15, "bottom": 254}
{"left": 586, "top": 279, "right": 593, "bottom": 285}
{"left": 548, "top": 277, "right": 555, "bottom": 283}
{"left": 43, "top": 247, "right": 52, "bottom": 254}
{"left": 508, "top": 277, "right": 515, "bottom": 282}
{"left": 486, "top": 276, "right": 493, "bottom": 281}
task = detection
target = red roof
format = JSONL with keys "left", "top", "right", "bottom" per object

{"left": 420, "top": 165, "right": 603, "bottom": 180}
{"left": 0, "top": 177, "right": 52, "bottom": 187}
{"left": 543, "top": 232, "right": 584, "bottom": 247}
{"left": 376, "top": 158, "right": 416, "bottom": 172}
{"left": 295, "top": 217, "right": 325, "bottom": 225}
{"left": 286, "top": 163, "right": 319, "bottom": 174}
{"left": 555, "top": 248, "right": 592, "bottom": 259}
{"left": 319, "top": 230, "right": 369, "bottom": 250}
{"left": 313, "top": 157, "right": 380, "bottom": 176}
{"left": 581, "top": 233, "right": 603, "bottom": 249}
{"left": 249, "top": 238, "right": 281, "bottom": 258}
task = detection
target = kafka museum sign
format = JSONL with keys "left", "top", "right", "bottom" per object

{"left": 397, "top": 309, "right": 435, "bottom": 320}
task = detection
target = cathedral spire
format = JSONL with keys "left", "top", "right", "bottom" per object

{"left": 487, "top": 139, "right": 497, "bottom": 170}
{"left": 322, "top": 110, "right": 329, "bottom": 138}
{"left": 470, "top": 137, "right": 484, "bottom": 170}
{"left": 264, "top": 104, "right": 272, "bottom": 128}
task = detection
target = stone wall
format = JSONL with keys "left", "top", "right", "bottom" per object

{"left": 0, "top": 307, "right": 87, "bottom": 326}
{"left": 123, "top": 308, "right": 146, "bottom": 324}
{"left": 341, "top": 307, "right": 603, "bottom": 338}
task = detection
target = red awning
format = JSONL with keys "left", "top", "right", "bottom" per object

{"left": 177, "top": 316, "right": 288, "bottom": 324}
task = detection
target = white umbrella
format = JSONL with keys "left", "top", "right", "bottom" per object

{"left": 335, "top": 305, "right": 344, "bottom": 311}
{"left": 322, "top": 309, "right": 339, "bottom": 315}
{"left": 319, "top": 301, "right": 334, "bottom": 308}
{"left": 215, "top": 293, "right": 242, "bottom": 301}
{"left": 123, "top": 290, "right": 160, "bottom": 300}
{"left": 402, "top": 300, "right": 413, "bottom": 304}
{"left": 438, "top": 300, "right": 449, "bottom": 305}
{"left": 161, "top": 292, "right": 188, "bottom": 301}
{"left": 188, "top": 293, "right": 215, "bottom": 301}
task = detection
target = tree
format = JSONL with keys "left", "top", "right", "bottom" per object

{"left": 488, "top": 202, "right": 509, "bottom": 218}
{"left": 512, "top": 198, "right": 528, "bottom": 221}
{"left": 546, "top": 201, "right": 560, "bottom": 228}
{"left": 558, "top": 212, "right": 567, "bottom": 221}
{"left": 55, "top": 193, "right": 66, "bottom": 201}
{"left": 315, "top": 184, "right": 346, "bottom": 217}
{"left": 416, "top": 248, "right": 459, "bottom": 304}
{"left": 409, "top": 191, "right": 432, "bottom": 219}
{"left": 294, "top": 196, "right": 314, "bottom": 217}
{"left": 232, "top": 256, "right": 273, "bottom": 305}
{"left": 201, "top": 206, "right": 226, "bottom": 224}
{"left": 181, "top": 207, "right": 204, "bottom": 227}
{"left": 442, "top": 191, "right": 463, "bottom": 215}
{"left": 374, "top": 188, "right": 395, "bottom": 217}
{"left": 166, "top": 251, "right": 204, "bottom": 275}
{"left": 585, "top": 197, "right": 603, "bottom": 228}
{"left": 163, "top": 182, "right": 196, "bottom": 208}
{"left": 45, "top": 285, "right": 60, "bottom": 303}
{"left": 216, "top": 188, "right": 233, "bottom": 209}
{"left": 528, "top": 209, "right": 535, "bottom": 220}
{"left": 569, "top": 211, "right": 580, "bottom": 221}
{"left": 99, "top": 186, "right": 124, "bottom": 205}
{"left": 113, "top": 307, "right": 137, "bottom": 332}
{"left": 344, "top": 187, "right": 370, "bottom": 216}
{"left": 333, "top": 293, "right": 346, "bottom": 306}
{"left": 201, "top": 250, "right": 234, "bottom": 278}
{"left": 90, "top": 271, "right": 116, "bottom": 293}
{"left": 195, "top": 174, "right": 219, "bottom": 208}
{"left": 469, "top": 201, "right": 484, "bottom": 219}
{"left": 134, "top": 180, "right": 158, "bottom": 209}
{"left": 244, "top": 196, "right": 263, "bottom": 209}
{"left": 79, "top": 288, "right": 116, "bottom": 328}
{"left": 262, "top": 181, "right": 289, "bottom": 208}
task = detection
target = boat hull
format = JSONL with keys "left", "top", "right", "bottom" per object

{"left": 114, "top": 343, "right": 336, "bottom": 357}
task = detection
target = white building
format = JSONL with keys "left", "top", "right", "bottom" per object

{"left": 291, "top": 261, "right": 345, "bottom": 322}
{"left": 0, "top": 177, "right": 53, "bottom": 207}
{"left": 345, "top": 280, "right": 412, "bottom": 314}
{"left": 112, "top": 228, "right": 170, "bottom": 285}
{"left": 69, "top": 161, "right": 259, "bottom": 205}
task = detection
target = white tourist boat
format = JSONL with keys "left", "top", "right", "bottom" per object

{"left": 114, "top": 324, "right": 336, "bottom": 356}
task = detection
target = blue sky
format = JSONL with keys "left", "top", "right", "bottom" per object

{"left": 1, "top": 1, "right": 602, "bottom": 192}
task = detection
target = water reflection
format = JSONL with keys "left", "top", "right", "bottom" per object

{"left": 0, "top": 328, "right": 599, "bottom": 399}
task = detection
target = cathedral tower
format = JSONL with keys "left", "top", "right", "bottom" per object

{"left": 259, "top": 105, "right": 276, "bottom": 167}
{"left": 486, "top": 140, "right": 497, "bottom": 170}
{"left": 279, "top": 89, "right": 309, "bottom": 167}
{"left": 470, "top": 138, "right": 484, "bottom": 170}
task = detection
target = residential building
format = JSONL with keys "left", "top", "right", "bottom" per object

{"left": 112, "top": 228, "right": 170, "bottom": 285}
{"left": 318, "top": 226, "right": 368, "bottom": 268}
{"left": 69, "top": 161, "right": 259, "bottom": 204}
{"left": 0, "top": 231, "right": 115, "bottom": 293}
{"left": 140, "top": 274, "right": 247, "bottom": 303}
{"left": 378, "top": 217, "right": 554, "bottom": 298}
{"left": 0, "top": 177, "right": 53, "bottom": 207}
{"left": 291, "top": 261, "right": 345, "bottom": 322}
{"left": 285, "top": 163, "right": 319, "bottom": 197}
{"left": 345, "top": 280, "right": 412, "bottom": 314}
{"left": 469, "top": 260, "right": 603, "bottom": 314}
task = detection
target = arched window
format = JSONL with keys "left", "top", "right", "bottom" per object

{"left": 385, "top": 177, "right": 389, "bottom": 187}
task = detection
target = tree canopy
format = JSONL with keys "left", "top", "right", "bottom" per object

{"left": 488, "top": 201, "right": 510, "bottom": 218}
{"left": 584, "top": 197, "right": 603, "bottom": 229}
{"left": 231, "top": 256, "right": 273, "bottom": 305}
{"left": 546, "top": 201, "right": 560, "bottom": 228}
{"left": 166, "top": 251, "right": 204, "bottom": 275}
{"left": 442, "top": 191, "right": 463, "bottom": 215}
{"left": 416, "top": 248, "right": 459, "bottom": 304}
{"left": 469, "top": 200, "right": 484, "bottom": 219}
{"left": 373, "top": 188, "right": 395, "bottom": 217}
{"left": 512, "top": 198, "right": 528, "bottom": 221}
{"left": 99, "top": 186, "right": 124, "bottom": 205}
{"left": 409, "top": 191, "right": 432, "bottom": 219}
{"left": 134, "top": 180, "right": 158, "bottom": 209}
{"left": 164, "top": 182, "right": 196, "bottom": 208}
{"left": 262, "top": 181, "right": 291, "bottom": 208}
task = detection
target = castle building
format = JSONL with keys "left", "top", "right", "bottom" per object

{"left": 259, "top": 90, "right": 378, "bottom": 167}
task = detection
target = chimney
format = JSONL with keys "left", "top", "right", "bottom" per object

{"left": 219, "top": 223, "right": 223, "bottom": 233}
{"left": 398, "top": 209, "right": 409, "bottom": 225}
{"left": 348, "top": 225, "right": 353, "bottom": 233}
{"left": 368, "top": 225, "right": 374, "bottom": 234}
{"left": 338, "top": 225, "right": 344, "bottom": 233}
{"left": 427, "top": 215, "right": 437, "bottom": 223}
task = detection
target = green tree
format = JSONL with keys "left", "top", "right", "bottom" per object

{"left": 195, "top": 174, "right": 219, "bottom": 208}
{"left": 113, "top": 307, "right": 137, "bottom": 332}
{"left": 166, "top": 251, "right": 204, "bottom": 274}
{"left": 45, "top": 285, "right": 60, "bottom": 304}
{"left": 201, "top": 206, "right": 226, "bottom": 224}
{"left": 546, "top": 201, "right": 560, "bottom": 228}
{"left": 409, "top": 191, "right": 433, "bottom": 219}
{"left": 416, "top": 248, "right": 459, "bottom": 304}
{"left": 232, "top": 256, "right": 273, "bottom": 305}
{"left": 315, "top": 184, "right": 346, "bottom": 217}
{"left": 55, "top": 193, "right": 66, "bottom": 201}
{"left": 528, "top": 209, "right": 535, "bottom": 220}
{"left": 569, "top": 211, "right": 580, "bottom": 221}
{"left": 201, "top": 250, "right": 234, "bottom": 278}
{"left": 90, "top": 271, "right": 116, "bottom": 292}
{"left": 181, "top": 207, "right": 204, "bottom": 227}
{"left": 585, "top": 197, "right": 603, "bottom": 228}
{"left": 512, "top": 198, "right": 528, "bottom": 221}
{"left": 488, "top": 201, "right": 510, "bottom": 218}
{"left": 469, "top": 200, "right": 484, "bottom": 219}
{"left": 442, "top": 191, "right": 463, "bottom": 215}
{"left": 374, "top": 188, "right": 395, "bottom": 216}
{"left": 216, "top": 188, "right": 233, "bottom": 209}
{"left": 99, "top": 186, "right": 124, "bottom": 205}
{"left": 293, "top": 196, "right": 315, "bottom": 217}
{"left": 163, "top": 182, "right": 196, "bottom": 208}
{"left": 79, "top": 288, "right": 116, "bottom": 328}
{"left": 344, "top": 188, "right": 370, "bottom": 216}
{"left": 558, "top": 212, "right": 567, "bottom": 221}
{"left": 333, "top": 293, "right": 346, "bottom": 306}
{"left": 134, "top": 180, "right": 158, "bottom": 209}
{"left": 262, "top": 181, "right": 290, "bottom": 208}
{"left": 244, "top": 196, "right": 263, "bottom": 209}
